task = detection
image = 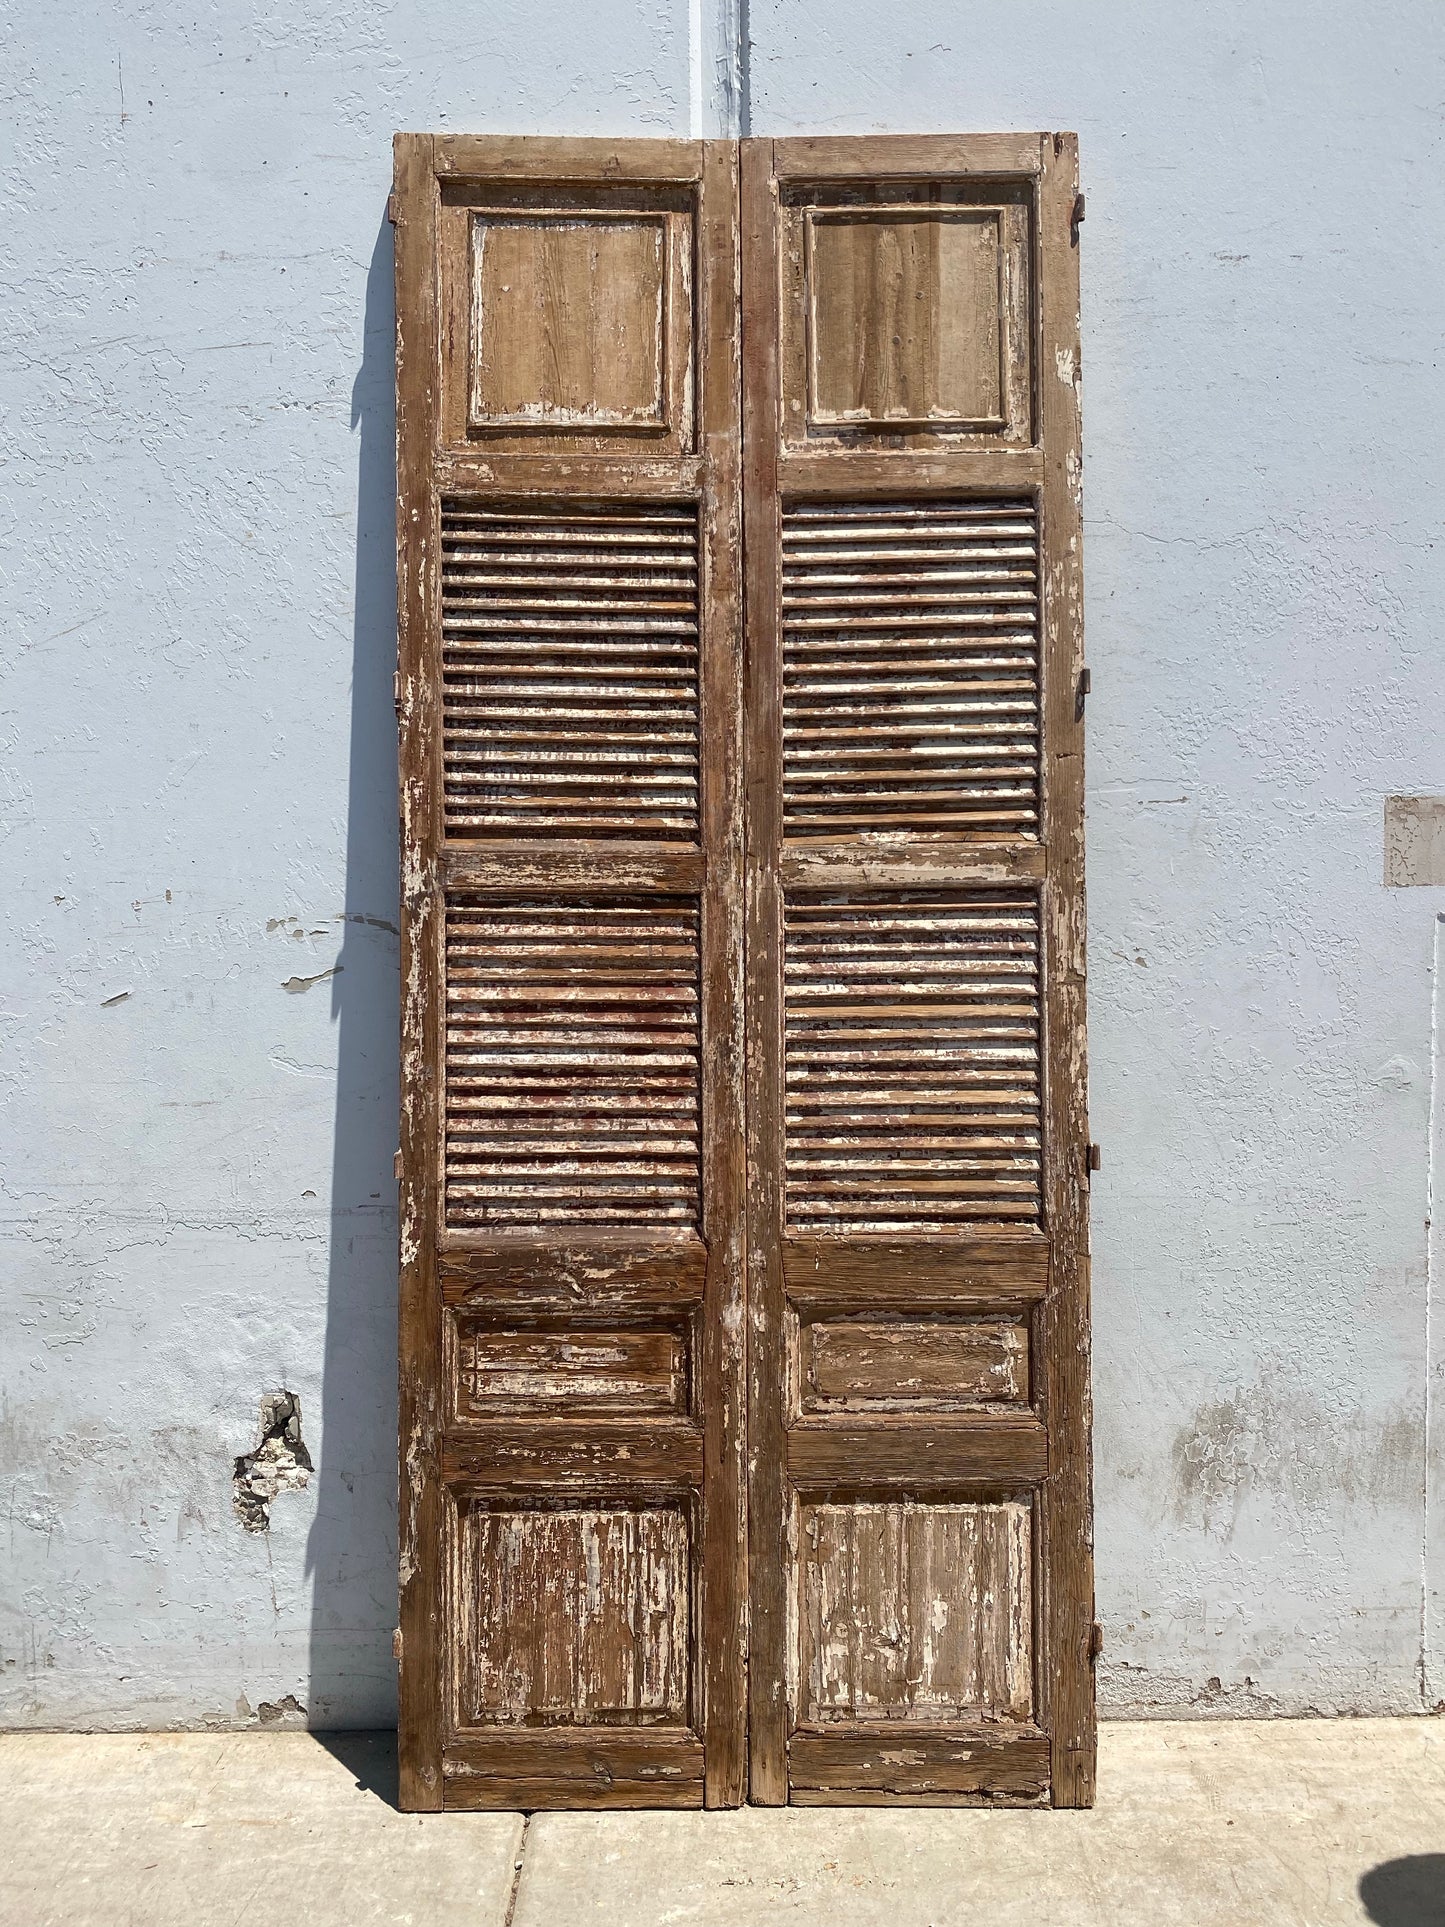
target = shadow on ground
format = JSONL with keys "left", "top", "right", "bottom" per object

{"left": 311, "top": 1730, "right": 401, "bottom": 1810}
{"left": 1360, "top": 1857, "right": 1445, "bottom": 1925}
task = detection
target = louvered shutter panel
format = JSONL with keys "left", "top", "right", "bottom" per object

{"left": 394, "top": 136, "right": 745, "bottom": 1810}
{"left": 742, "top": 135, "right": 1094, "bottom": 1807}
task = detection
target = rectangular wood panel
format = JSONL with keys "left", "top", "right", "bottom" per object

{"left": 799, "top": 1318, "right": 1029, "bottom": 1410}
{"left": 454, "top": 1503, "right": 691, "bottom": 1726}
{"left": 795, "top": 1501, "right": 1033, "bottom": 1724}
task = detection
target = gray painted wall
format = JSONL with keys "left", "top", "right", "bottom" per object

{"left": 3, "top": 0, "right": 1443, "bottom": 1729}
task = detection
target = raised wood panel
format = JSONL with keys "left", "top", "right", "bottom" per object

{"left": 794, "top": 1500, "right": 1033, "bottom": 1725}
{"left": 452, "top": 1322, "right": 687, "bottom": 1418}
{"left": 453, "top": 1502, "right": 692, "bottom": 1728}
{"left": 783, "top": 893, "right": 1043, "bottom": 1232}
{"left": 780, "top": 182, "right": 1033, "bottom": 451}
{"left": 780, "top": 499, "right": 1040, "bottom": 840}
{"left": 440, "top": 499, "right": 700, "bottom": 840}
{"left": 438, "top": 180, "right": 695, "bottom": 455}
{"left": 799, "top": 1317, "right": 1028, "bottom": 1411}
{"left": 806, "top": 209, "right": 1005, "bottom": 429}
{"left": 444, "top": 896, "right": 701, "bottom": 1232}
{"left": 470, "top": 213, "right": 669, "bottom": 431}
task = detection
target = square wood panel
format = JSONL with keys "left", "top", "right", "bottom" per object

{"left": 437, "top": 184, "right": 696, "bottom": 454}
{"left": 794, "top": 1499, "right": 1033, "bottom": 1725}
{"left": 453, "top": 1501, "right": 692, "bottom": 1730}
{"left": 779, "top": 185, "right": 1034, "bottom": 449}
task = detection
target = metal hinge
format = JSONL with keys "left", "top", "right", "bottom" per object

{"left": 393, "top": 1148, "right": 403, "bottom": 1181}
{"left": 386, "top": 192, "right": 398, "bottom": 226}
{"left": 1087, "top": 1143, "right": 1102, "bottom": 1174}
{"left": 392, "top": 1626, "right": 403, "bottom": 1661}
{"left": 394, "top": 669, "right": 403, "bottom": 717}
{"left": 1090, "top": 1622, "right": 1104, "bottom": 1661}
{"left": 1076, "top": 665, "right": 1091, "bottom": 722}
{"left": 1071, "top": 192, "right": 1085, "bottom": 245}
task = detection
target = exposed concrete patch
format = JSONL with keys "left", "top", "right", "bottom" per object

{"left": 256, "top": 1693, "right": 307, "bottom": 1726}
{"left": 1385, "top": 796, "right": 1445, "bottom": 887}
{"left": 232, "top": 1393, "right": 313, "bottom": 1533}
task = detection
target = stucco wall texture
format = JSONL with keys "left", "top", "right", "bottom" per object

{"left": 2, "top": 0, "right": 1443, "bottom": 1730}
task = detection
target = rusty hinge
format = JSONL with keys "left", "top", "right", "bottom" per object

{"left": 1075, "top": 664, "right": 1091, "bottom": 722}
{"left": 393, "top": 668, "right": 403, "bottom": 717}
{"left": 1089, "top": 1622, "right": 1104, "bottom": 1661}
{"left": 1071, "top": 191, "right": 1085, "bottom": 245}
{"left": 1087, "top": 1143, "right": 1102, "bottom": 1174}
{"left": 393, "top": 1148, "right": 403, "bottom": 1181}
{"left": 386, "top": 192, "right": 398, "bottom": 226}
{"left": 392, "top": 1626, "right": 403, "bottom": 1661}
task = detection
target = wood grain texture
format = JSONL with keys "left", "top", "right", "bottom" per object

{"left": 440, "top": 1237, "right": 706, "bottom": 1307}
{"left": 695, "top": 137, "right": 748, "bottom": 1809}
{"left": 454, "top": 1503, "right": 691, "bottom": 1726}
{"left": 393, "top": 129, "right": 445, "bottom": 1812}
{"left": 444, "top": 843, "right": 703, "bottom": 894}
{"left": 800, "top": 1318, "right": 1029, "bottom": 1410}
{"left": 794, "top": 1501, "right": 1033, "bottom": 1723}
{"left": 441, "top": 1421, "right": 703, "bottom": 1489}
{"left": 788, "top": 1728, "right": 1048, "bottom": 1800}
{"left": 783, "top": 1234, "right": 1048, "bottom": 1308}
{"left": 1035, "top": 131, "right": 1096, "bottom": 1809}
{"left": 741, "top": 134, "right": 789, "bottom": 1806}
{"left": 771, "top": 134, "right": 1045, "bottom": 181}
{"left": 787, "top": 1415, "right": 1047, "bottom": 1490}
{"left": 469, "top": 213, "right": 670, "bottom": 430}
{"left": 452, "top": 1323, "right": 686, "bottom": 1417}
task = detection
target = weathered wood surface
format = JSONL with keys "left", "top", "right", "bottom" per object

{"left": 800, "top": 1318, "right": 1029, "bottom": 1409}
{"left": 395, "top": 134, "right": 746, "bottom": 1813}
{"left": 453, "top": 1325, "right": 687, "bottom": 1416}
{"left": 741, "top": 131, "right": 1091, "bottom": 1810}
{"left": 454, "top": 1504, "right": 691, "bottom": 1725}
{"left": 1035, "top": 131, "right": 1096, "bottom": 1808}
{"left": 393, "top": 128, "right": 445, "bottom": 1813}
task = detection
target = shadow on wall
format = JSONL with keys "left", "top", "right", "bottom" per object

{"left": 305, "top": 213, "right": 403, "bottom": 1729}
{"left": 1359, "top": 1857, "right": 1445, "bottom": 1925}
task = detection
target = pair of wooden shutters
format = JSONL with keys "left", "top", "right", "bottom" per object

{"left": 394, "top": 132, "right": 1092, "bottom": 1812}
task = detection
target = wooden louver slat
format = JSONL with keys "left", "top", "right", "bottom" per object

{"left": 445, "top": 897, "right": 702, "bottom": 1230}
{"left": 781, "top": 499, "right": 1040, "bottom": 839}
{"left": 783, "top": 892, "right": 1043, "bottom": 1232}
{"left": 442, "top": 499, "right": 701, "bottom": 839}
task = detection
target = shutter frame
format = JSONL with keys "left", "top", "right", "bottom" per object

{"left": 741, "top": 132, "right": 1094, "bottom": 1810}
{"left": 395, "top": 135, "right": 746, "bottom": 1811}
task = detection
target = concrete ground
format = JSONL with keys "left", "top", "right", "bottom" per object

{"left": 1, "top": 1722, "right": 1442, "bottom": 1927}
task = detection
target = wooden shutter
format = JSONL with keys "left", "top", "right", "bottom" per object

{"left": 394, "top": 136, "right": 746, "bottom": 1810}
{"left": 742, "top": 135, "right": 1094, "bottom": 1807}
